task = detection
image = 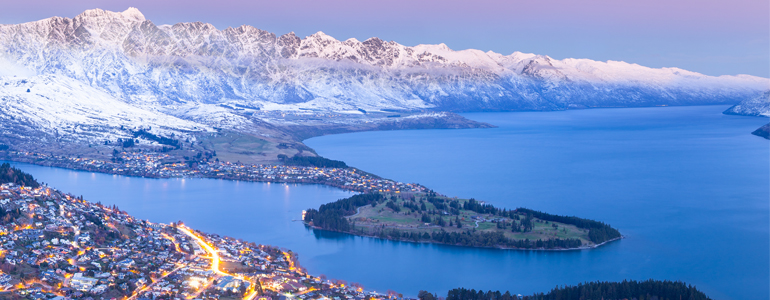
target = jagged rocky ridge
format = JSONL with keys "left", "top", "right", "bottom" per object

{"left": 1, "top": 7, "right": 767, "bottom": 113}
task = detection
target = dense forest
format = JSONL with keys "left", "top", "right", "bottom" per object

{"left": 423, "top": 280, "right": 711, "bottom": 300}
{"left": 279, "top": 154, "right": 348, "bottom": 168}
{"left": 0, "top": 163, "right": 39, "bottom": 188}
{"left": 304, "top": 193, "right": 617, "bottom": 249}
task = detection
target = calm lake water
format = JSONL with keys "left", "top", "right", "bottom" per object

{"left": 7, "top": 105, "right": 769, "bottom": 299}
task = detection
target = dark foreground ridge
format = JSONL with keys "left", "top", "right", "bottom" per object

{"left": 304, "top": 193, "right": 622, "bottom": 250}
{"left": 0, "top": 162, "right": 39, "bottom": 188}
{"left": 418, "top": 280, "right": 711, "bottom": 300}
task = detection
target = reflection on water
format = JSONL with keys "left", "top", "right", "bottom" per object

{"left": 306, "top": 105, "right": 769, "bottom": 300}
{"left": 4, "top": 105, "right": 769, "bottom": 300}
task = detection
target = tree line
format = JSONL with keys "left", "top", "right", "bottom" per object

{"left": 0, "top": 163, "right": 39, "bottom": 188}
{"left": 303, "top": 193, "right": 384, "bottom": 231}
{"left": 279, "top": 154, "right": 348, "bottom": 168}
{"left": 427, "top": 279, "right": 711, "bottom": 300}
{"left": 460, "top": 199, "right": 621, "bottom": 244}
{"left": 372, "top": 229, "right": 583, "bottom": 249}
{"left": 516, "top": 208, "right": 621, "bottom": 244}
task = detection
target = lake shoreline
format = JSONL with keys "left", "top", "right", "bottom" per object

{"left": 0, "top": 152, "right": 400, "bottom": 194}
{"left": 1, "top": 154, "right": 625, "bottom": 251}
{"left": 4, "top": 106, "right": 766, "bottom": 299}
{"left": 304, "top": 223, "right": 625, "bottom": 251}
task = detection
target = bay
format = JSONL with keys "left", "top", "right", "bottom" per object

{"left": 7, "top": 105, "right": 769, "bottom": 299}
{"left": 305, "top": 105, "right": 769, "bottom": 300}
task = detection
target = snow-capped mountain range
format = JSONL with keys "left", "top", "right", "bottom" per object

{"left": 0, "top": 7, "right": 768, "bottom": 146}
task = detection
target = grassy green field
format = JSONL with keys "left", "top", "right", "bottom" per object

{"left": 348, "top": 193, "right": 594, "bottom": 246}
{"left": 198, "top": 131, "right": 298, "bottom": 164}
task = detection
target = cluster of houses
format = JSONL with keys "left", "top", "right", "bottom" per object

{"left": 0, "top": 182, "right": 403, "bottom": 299}
{"left": 3, "top": 150, "right": 427, "bottom": 194}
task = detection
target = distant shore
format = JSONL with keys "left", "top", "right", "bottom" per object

{"left": 0, "top": 151, "right": 422, "bottom": 194}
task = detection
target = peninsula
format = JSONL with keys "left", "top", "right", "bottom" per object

{"left": 2, "top": 137, "right": 622, "bottom": 252}
{"left": 0, "top": 164, "right": 703, "bottom": 300}
{"left": 303, "top": 193, "right": 622, "bottom": 250}
{"left": 1, "top": 145, "right": 622, "bottom": 251}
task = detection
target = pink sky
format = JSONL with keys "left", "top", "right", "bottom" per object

{"left": 0, "top": 0, "right": 767, "bottom": 77}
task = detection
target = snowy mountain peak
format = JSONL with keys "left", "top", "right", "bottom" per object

{"left": 308, "top": 31, "right": 334, "bottom": 40}
{"left": 121, "top": 7, "right": 146, "bottom": 21}
{"left": 73, "top": 7, "right": 145, "bottom": 25}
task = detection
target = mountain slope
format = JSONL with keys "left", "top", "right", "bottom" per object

{"left": 723, "top": 91, "right": 770, "bottom": 117}
{"left": 0, "top": 74, "right": 211, "bottom": 145}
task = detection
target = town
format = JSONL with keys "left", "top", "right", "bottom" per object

{"left": 0, "top": 180, "right": 404, "bottom": 300}
{"left": 1, "top": 150, "right": 427, "bottom": 194}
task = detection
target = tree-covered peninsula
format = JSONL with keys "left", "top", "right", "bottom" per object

{"left": 304, "top": 192, "right": 621, "bottom": 250}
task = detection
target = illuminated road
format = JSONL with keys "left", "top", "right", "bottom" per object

{"left": 177, "top": 225, "right": 261, "bottom": 300}
{"left": 161, "top": 233, "right": 184, "bottom": 253}
{"left": 177, "top": 226, "right": 228, "bottom": 277}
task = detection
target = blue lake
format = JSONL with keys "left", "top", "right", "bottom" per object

{"left": 7, "top": 105, "right": 769, "bottom": 299}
